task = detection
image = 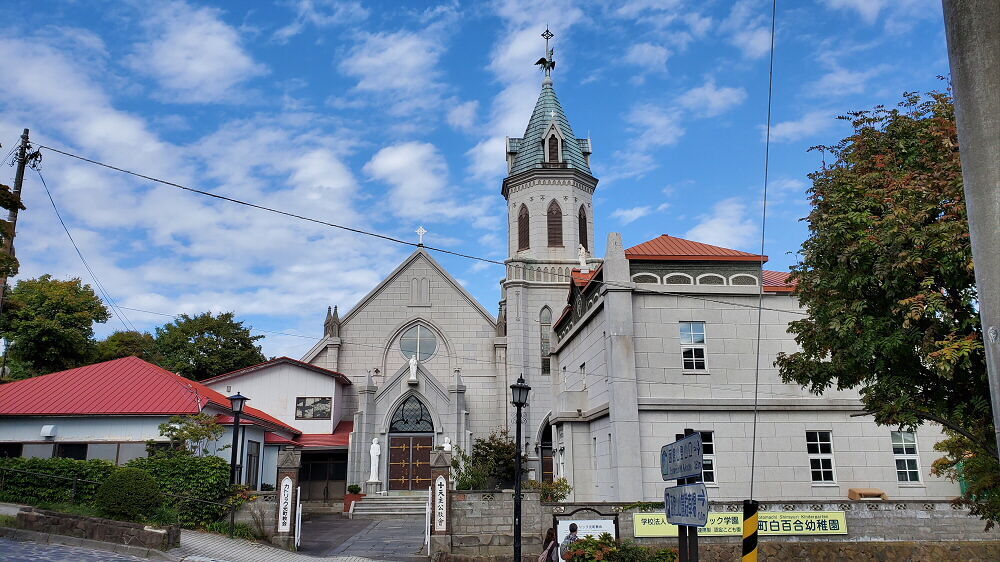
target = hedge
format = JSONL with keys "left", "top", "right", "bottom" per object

{"left": 95, "top": 467, "right": 163, "bottom": 521}
{"left": 0, "top": 457, "right": 115, "bottom": 505}
{"left": 126, "top": 455, "right": 231, "bottom": 527}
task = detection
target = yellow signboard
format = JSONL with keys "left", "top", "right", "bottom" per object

{"left": 633, "top": 511, "right": 847, "bottom": 537}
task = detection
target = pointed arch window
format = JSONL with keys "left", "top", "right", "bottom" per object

{"left": 518, "top": 204, "right": 530, "bottom": 251}
{"left": 547, "top": 200, "right": 562, "bottom": 247}
{"left": 540, "top": 307, "right": 552, "bottom": 375}
{"left": 548, "top": 134, "right": 560, "bottom": 162}
{"left": 389, "top": 395, "right": 434, "bottom": 433}
{"left": 578, "top": 205, "right": 588, "bottom": 250}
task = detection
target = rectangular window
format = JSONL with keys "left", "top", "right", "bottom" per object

{"left": 806, "top": 431, "right": 835, "bottom": 483}
{"left": 680, "top": 322, "right": 707, "bottom": 371}
{"left": 245, "top": 440, "right": 261, "bottom": 489}
{"left": 891, "top": 431, "right": 921, "bottom": 482}
{"left": 54, "top": 443, "right": 88, "bottom": 460}
{"left": 0, "top": 443, "right": 23, "bottom": 458}
{"left": 296, "top": 397, "right": 332, "bottom": 420}
{"left": 701, "top": 432, "right": 715, "bottom": 484}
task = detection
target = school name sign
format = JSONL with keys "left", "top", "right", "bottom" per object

{"left": 633, "top": 511, "right": 848, "bottom": 537}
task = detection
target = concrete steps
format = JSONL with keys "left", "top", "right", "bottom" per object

{"left": 350, "top": 493, "right": 428, "bottom": 520}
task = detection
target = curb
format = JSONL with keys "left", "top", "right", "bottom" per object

{"left": 0, "top": 526, "right": 181, "bottom": 561}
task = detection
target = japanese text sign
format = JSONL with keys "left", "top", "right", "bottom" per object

{"left": 634, "top": 511, "right": 848, "bottom": 537}
{"left": 661, "top": 433, "right": 703, "bottom": 481}
{"left": 664, "top": 483, "right": 709, "bottom": 526}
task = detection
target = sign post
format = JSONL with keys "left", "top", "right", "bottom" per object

{"left": 662, "top": 429, "right": 705, "bottom": 562}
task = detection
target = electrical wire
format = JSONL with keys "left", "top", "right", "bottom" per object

{"left": 34, "top": 144, "right": 807, "bottom": 317}
{"left": 749, "top": 0, "right": 779, "bottom": 502}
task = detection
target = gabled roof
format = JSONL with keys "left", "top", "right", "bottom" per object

{"left": 507, "top": 78, "right": 592, "bottom": 176}
{"left": 0, "top": 356, "right": 300, "bottom": 435}
{"left": 763, "top": 270, "right": 796, "bottom": 292}
{"left": 625, "top": 234, "right": 767, "bottom": 263}
{"left": 202, "top": 356, "right": 352, "bottom": 386}
{"left": 296, "top": 420, "right": 353, "bottom": 448}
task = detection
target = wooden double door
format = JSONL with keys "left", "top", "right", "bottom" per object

{"left": 388, "top": 435, "right": 433, "bottom": 490}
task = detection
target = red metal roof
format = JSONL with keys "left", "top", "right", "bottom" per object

{"left": 202, "top": 356, "right": 352, "bottom": 386}
{"left": 296, "top": 420, "right": 353, "bottom": 448}
{"left": 625, "top": 234, "right": 767, "bottom": 263}
{"left": 0, "top": 356, "right": 300, "bottom": 435}
{"left": 571, "top": 268, "right": 598, "bottom": 287}
{"left": 264, "top": 432, "right": 297, "bottom": 445}
{"left": 763, "top": 270, "right": 796, "bottom": 292}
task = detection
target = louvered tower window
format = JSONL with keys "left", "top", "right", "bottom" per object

{"left": 548, "top": 134, "right": 559, "bottom": 162}
{"left": 547, "top": 200, "right": 562, "bottom": 246}
{"left": 518, "top": 204, "right": 530, "bottom": 250}
{"left": 578, "top": 205, "right": 588, "bottom": 250}
{"left": 540, "top": 307, "right": 552, "bottom": 374}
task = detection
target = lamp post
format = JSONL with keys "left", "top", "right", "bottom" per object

{"left": 510, "top": 375, "right": 531, "bottom": 562}
{"left": 228, "top": 393, "right": 249, "bottom": 485}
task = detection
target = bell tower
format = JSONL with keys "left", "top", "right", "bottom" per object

{"left": 497, "top": 28, "right": 599, "bottom": 473}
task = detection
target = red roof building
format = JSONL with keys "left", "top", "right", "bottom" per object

{"left": 625, "top": 234, "right": 767, "bottom": 262}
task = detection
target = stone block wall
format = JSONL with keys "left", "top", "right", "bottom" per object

{"left": 446, "top": 490, "right": 543, "bottom": 557}
{"left": 15, "top": 508, "right": 179, "bottom": 550}
{"left": 233, "top": 493, "right": 277, "bottom": 537}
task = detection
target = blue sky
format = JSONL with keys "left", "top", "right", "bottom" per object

{"left": 0, "top": 0, "right": 949, "bottom": 359}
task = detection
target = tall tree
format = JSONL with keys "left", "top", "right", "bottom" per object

{"left": 776, "top": 91, "right": 998, "bottom": 526}
{"left": 95, "top": 330, "right": 161, "bottom": 364}
{"left": 0, "top": 275, "right": 109, "bottom": 378}
{"left": 155, "top": 312, "right": 265, "bottom": 380}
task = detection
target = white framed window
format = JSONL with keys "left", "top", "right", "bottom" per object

{"left": 806, "top": 431, "right": 835, "bottom": 483}
{"left": 891, "top": 431, "right": 921, "bottom": 483}
{"left": 701, "top": 431, "right": 716, "bottom": 484}
{"left": 679, "top": 322, "right": 707, "bottom": 371}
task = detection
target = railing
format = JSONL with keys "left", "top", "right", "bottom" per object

{"left": 425, "top": 485, "right": 432, "bottom": 555}
{"left": 0, "top": 466, "right": 239, "bottom": 537}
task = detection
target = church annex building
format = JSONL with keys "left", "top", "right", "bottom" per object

{"left": 0, "top": 68, "right": 958, "bottom": 506}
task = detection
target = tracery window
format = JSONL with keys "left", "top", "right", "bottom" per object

{"left": 518, "top": 204, "right": 530, "bottom": 251}
{"left": 389, "top": 395, "right": 434, "bottom": 433}
{"left": 578, "top": 205, "right": 588, "bottom": 250}
{"left": 547, "top": 200, "right": 562, "bottom": 247}
{"left": 400, "top": 324, "right": 437, "bottom": 361}
{"left": 540, "top": 307, "right": 552, "bottom": 375}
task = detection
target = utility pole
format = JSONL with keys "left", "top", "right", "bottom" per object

{"left": 941, "top": 0, "right": 1000, "bottom": 455}
{"left": 0, "top": 129, "right": 31, "bottom": 326}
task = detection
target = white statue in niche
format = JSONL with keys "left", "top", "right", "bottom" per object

{"left": 408, "top": 355, "right": 419, "bottom": 384}
{"left": 577, "top": 244, "right": 589, "bottom": 270}
{"left": 368, "top": 438, "right": 381, "bottom": 482}
{"left": 441, "top": 437, "right": 453, "bottom": 452}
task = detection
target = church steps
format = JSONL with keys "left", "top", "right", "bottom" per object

{"left": 349, "top": 494, "right": 428, "bottom": 520}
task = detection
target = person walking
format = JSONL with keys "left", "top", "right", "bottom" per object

{"left": 539, "top": 527, "right": 558, "bottom": 561}
{"left": 559, "top": 523, "right": 579, "bottom": 560}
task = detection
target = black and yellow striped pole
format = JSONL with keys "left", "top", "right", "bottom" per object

{"left": 742, "top": 499, "right": 759, "bottom": 561}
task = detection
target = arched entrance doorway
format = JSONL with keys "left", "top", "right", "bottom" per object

{"left": 387, "top": 395, "right": 434, "bottom": 491}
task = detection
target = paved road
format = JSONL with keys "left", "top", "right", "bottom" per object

{"left": 0, "top": 538, "right": 147, "bottom": 561}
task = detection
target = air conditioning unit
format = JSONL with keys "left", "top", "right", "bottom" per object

{"left": 40, "top": 425, "right": 57, "bottom": 439}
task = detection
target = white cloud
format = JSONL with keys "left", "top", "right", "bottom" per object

{"left": 447, "top": 100, "right": 479, "bottom": 132}
{"left": 611, "top": 206, "right": 653, "bottom": 224}
{"left": 768, "top": 111, "right": 832, "bottom": 142}
{"left": 272, "top": 0, "right": 368, "bottom": 43}
{"left": 129, "top": 1, "right": 266, "bottom": 103}
{"left": 684, "top": 198, "right": 757, "bottom": 249}
{"left": 824, "top": 0, "right": 885, "bottom": 24}
{"left": 805, "top": 66, "right": 886, "bottom": 97}
{"left": 623, "top": 42, "right": 671, "bottom": 73}
{"left": 678, "top": 79, "right": 747, "bottom": 117}
{"left": 339, "top": 30, "right": 446, "bottom": 115}
{"left": 627, "top": 103, "right": 685, "bottom": 147}
{"left": 720, "top": 0, "right": 773, "bottom": 59}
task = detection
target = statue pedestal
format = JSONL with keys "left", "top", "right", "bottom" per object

{"left": 365, "top": 481, "right": 384, "bottom": 496}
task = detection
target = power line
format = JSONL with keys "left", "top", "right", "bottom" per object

{"left": 35, "top": 144, "right": 807, "bottom": 317}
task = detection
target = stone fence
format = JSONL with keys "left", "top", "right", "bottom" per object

{"left": 437, "top": 493, "right": 999, "bottom": 560}
{"left": 14, "top": 507, "right": 180, "bottom": 551}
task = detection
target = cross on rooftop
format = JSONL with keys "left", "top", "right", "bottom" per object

{"left": 416, "top": 226, "right": 427, "bottom": 245}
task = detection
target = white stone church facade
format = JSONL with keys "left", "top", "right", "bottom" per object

{"left": 275, "top": 73, "right": 956, "bottom": 504}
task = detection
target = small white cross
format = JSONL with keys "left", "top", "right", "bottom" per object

{"left": 416, "top": 226, "right": 427, "bottom": 245}
{"left": 549, "top": 110, "right": 556, "bottom": 119}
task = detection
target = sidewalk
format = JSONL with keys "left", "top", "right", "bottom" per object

{"left": 176, "top": 529, "right": 382, "bottom": 562}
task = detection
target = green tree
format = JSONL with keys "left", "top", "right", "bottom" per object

{"left": 150, "top": 413, "right": 228, "bottom": 457}
{"left": 155, "top": 311, "right": 265, "bottom": 380}
{"left": 0, "top": 274, "right": 109, "bottom": 378}
{"left": 95, "top": 330, "right": 161, "bottom": 363}
{"left": 775, "top": 90, "right": 997, "bottom": 526}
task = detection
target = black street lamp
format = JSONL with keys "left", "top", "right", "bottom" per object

{"left": 228, "top": 392, "right": 249, "bottom": 485}
{"left": 510, "top": 375, "right": 531, "bottom": 562}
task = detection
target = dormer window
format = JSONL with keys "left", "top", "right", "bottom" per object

{"left": 548, "top": 134, "right": 559, "bottom": 162}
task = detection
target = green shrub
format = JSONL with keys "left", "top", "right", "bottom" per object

{"left": 205, "top": 520, "right": 259, "bottom": 540}
{"left": 347, "top": 484, "right": 361, "bottom": 494}
{"left": 126, "top": 454, "right": 230, "bottom": 527}
{"left": 565, "top": 533, "right": 678, "bottom": 562}
{"left": 525, "top": 477, "right": 572, "bottom": 502}
{"left": 0, "top": 514, "right": 16, "bottom": 527}
{"left": 94, "top": 467, "right": 162, "bottom": 521}
{"left": 450, "top": 429, "right": 526, "bottom": 489}
{"left": 0, "top": 457, "right": 115, "bottom": 504}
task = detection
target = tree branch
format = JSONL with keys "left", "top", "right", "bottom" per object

{"left": 852, "top": 409, "right": 998, "bottom": 459}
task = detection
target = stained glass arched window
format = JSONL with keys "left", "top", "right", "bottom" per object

{"left": 547, "top": 200, "right": 562, "bottom": 247}
{"left": 518, "top": 204, "right": 530, "bottom": 251}
{"left": 578, "top": 205, "right": 588, "bottom": 250}
{"left": 389, "top": 395, "right": 434, "bottom": 433}
{"left": 400, "top": 324, "right": 437, "bottom": 361}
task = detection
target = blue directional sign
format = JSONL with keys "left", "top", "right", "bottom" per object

{"left": 660, "top": 433, "right": 703, "bottom": 481}
{"left": 665, "top": 483, "right": 709, "bottom": 526}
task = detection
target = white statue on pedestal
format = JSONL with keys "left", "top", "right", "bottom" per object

{"left": 408, "top": 355, "right": 419, "bottom": 384}
{"left": 441, "top": 437, "right": 453, "bottom": 452}
{"left": 368, "top": 438, "right": 381, "bottom": 482}
{"left": 578, "top": 244, "right": 589, "bottom": 271}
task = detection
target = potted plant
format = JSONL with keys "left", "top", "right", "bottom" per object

{"left": 344, "top": 484, "right": 365, "bottom": 513}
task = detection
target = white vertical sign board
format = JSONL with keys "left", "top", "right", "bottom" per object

{"left": 294, "top": 485, "right": 302, "bottom": 548}
{"left": 664, "top": 483, "right": 709, "bottom": 526}
{"left": 278, "top": 476, "right": 293, "bottom": 532}
{"left": 434, "top": 475, "right": 447, "bottom": 531}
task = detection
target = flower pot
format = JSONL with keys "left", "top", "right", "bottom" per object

{"left": 343, "top": 493, "right": 366, "bottom": 513}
